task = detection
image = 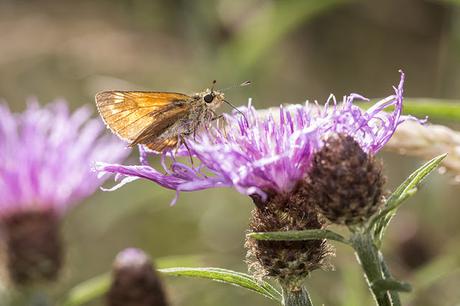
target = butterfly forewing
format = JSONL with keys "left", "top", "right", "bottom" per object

{"left": 95, "top": 91, "right": 192, "bottom": 147}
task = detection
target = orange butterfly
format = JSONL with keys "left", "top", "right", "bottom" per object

{"left": 95, "top": 81, "right": 248, "bottom": 153}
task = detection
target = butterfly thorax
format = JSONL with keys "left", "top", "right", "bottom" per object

{"left": 178, "top": 89, "right": 225, "bottom": 134}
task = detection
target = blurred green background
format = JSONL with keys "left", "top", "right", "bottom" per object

{"left": 2, "top": 0, "right": 460, "bottom": 305}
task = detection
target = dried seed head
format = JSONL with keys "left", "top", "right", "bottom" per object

{"left": 107, "top": 248, "right": 168, "bottom": 306}
{"left": 245, "top": 187, "right": 333, "bottom": 284}
{"left": 0, "top": 209, "right": 62, "bottom": 286}
{"left": 308, "top": 134, "right": 385, "bottom": 225}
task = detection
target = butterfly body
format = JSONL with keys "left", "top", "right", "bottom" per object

{"left": 95, "top": 88, "right": 225, "bottom": 152}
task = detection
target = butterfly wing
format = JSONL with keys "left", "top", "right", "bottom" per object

{"left": 95, "top": 91, "right": 192, "bottom": 150}
{"left": 144, "top": 136, "right": 179, "bottom": 152}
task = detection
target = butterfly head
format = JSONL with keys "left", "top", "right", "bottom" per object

{"left": 200, "top": 89, "right": 225, "bottom": 110}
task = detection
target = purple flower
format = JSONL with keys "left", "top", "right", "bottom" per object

{"left": 317, "top": 71, "right": 418, "bottom": 154}
{"left": 0, "top": 99, "right": 129, "bottom": 216}
{"left": 96, "top": 71, "right": 420, "bottom": 204}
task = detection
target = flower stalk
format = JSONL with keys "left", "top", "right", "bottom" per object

{"left": 379, "top": 253, "right": 402, "bottom": 306}
{"left": 350, "top": 230, "right": 392, "bottom": 306}
{"left": 281, "top": 283, "right": 314, "bottom": 306}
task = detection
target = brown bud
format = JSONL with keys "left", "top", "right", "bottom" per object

{"left": 308, "top": 133, "right": 385, "bottom": 225}
{"left": 0, "top": 209, "right": 63, "bottom": 286}
{"left": 245, "top": 187, "right": 333, "bottom": 284}
{"left": 107, "top": 248, "right": 168, "bottom": 306}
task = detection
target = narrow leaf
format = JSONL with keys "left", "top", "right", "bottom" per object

{"left": 159, "top": 267, "right": 281, "bottom": 302}
{"left": 370, "top": 153, "right": 447, "bottom": 244}
{"left": 372, "top": 279, "right": 412, "bottom": 293}
{"left": 359, "top": 99, "right": 460, "bottom": 122}
{"left": 62, "top": 273, "right": 110, "bottom": 306}
{"left": 247, "top": 229, "right": 349, "bottom": 244}
{"left": 63, "top": 267, "right": 282, "bottom": 306}
{"left": 62, "top": 254, "right": 204, "bottom": 306}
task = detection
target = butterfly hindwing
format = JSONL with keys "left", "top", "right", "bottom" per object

{"left": 145, "top": 137, "right": 179, "bottom": 152}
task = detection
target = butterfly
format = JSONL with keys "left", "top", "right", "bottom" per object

{"left": 95, "top": 81, "right": 249, "bottom": 153}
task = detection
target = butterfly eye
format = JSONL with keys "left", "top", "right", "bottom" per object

{"left": 204, "top": 94, "right": 214, "bottom": 103}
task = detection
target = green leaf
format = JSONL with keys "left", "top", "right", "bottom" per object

{"left": 62, "top": 266, "right": 281, "bottom": 306}
{"left": 370, "top": 153, "right": 447, "bottom": 245}
{"left": 62, "top": 273, "right": 110, "bottom": 306}
{"left": 62, "top": 254, "right": 205, "bottom": 306}
{"left": 371, "top": 279, "right": 412, "bottom": 293}
{"left": 358, "top": 99, "right": 460, "bottom": 122}
{"left": 247, "top": 229, "right": 349, "bottom": 244}
{"left": 159, "top": 267, "right": 282, "bottom": 302}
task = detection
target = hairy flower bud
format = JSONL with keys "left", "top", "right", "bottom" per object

{"left": 0, "top": 209, "right": 62, "bottom": 286}
{"left": 107, "top": 248, "right": 168, "bottom": 306}
{"left": 245, "top": 187, "right": 333, "bottom": 285}
{"left": 308, "top": 134, "right": 385, "bottom": 225}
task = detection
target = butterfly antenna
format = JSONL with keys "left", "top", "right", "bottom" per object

{"left": 220, "top": 80, "right": 251, "bottom": 92}
{"left": 211, "top": 80, "right": 217, "bottom": 93}
{"left": 224, "top": 99, "right": 249, "bottom": 125}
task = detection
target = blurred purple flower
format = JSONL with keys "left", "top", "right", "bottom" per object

{"left": 96, "top": 71, "right": 420, "bottom": 204}
{"left": 0, "top": 100, "right": 129, "bottom": 216}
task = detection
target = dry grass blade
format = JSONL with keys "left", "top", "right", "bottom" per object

{"left": 385, "top": 121, "right": 460, "bottom": 177}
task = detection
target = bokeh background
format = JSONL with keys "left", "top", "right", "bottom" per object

{"left": 2, "top": 0, "right": 460, "bottom": 305}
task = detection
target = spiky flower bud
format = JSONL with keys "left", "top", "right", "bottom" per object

{"left": 0, "top": 209, "right": 62, "bottom": 286}
{"left": 308, "top": 134, "right": 385, "bottom": 225}
{"left": 107, "top": 248, "right": 168, "bottom": 306}
{"left": 245, "top": 187, "right": 333, "bottom": 285}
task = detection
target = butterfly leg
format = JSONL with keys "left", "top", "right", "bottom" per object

{"left": 212, "top": 114, "right": 224, "bottom": 121}
{"left": 179, "top": 135, "right": 194, "bottom": 165}
{"left": 210, "top": 114, "right": 226, "bottom": 131}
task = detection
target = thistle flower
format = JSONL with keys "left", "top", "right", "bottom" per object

{"left": 0, "top": 100, "right": 128, "bottom": 286}
{"left": 97, "top": 71, "right": 415, "bottom": 210}
{"left": 96, "top": 71, "right": 419, "bottom": 283}
{"left": 107, "top": 248, "right": 169, "bottom": 306}
{"left": 305, "top": 71, "right": 418, "bottom": 225}
{"left": 96, "top": 101, "right": 322, "bottom": 203}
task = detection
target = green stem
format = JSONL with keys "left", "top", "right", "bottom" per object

{"left": 280, "top": 283, "right": 314, "bottom": 306}
{"left": 379, "top": 252, "right": 401, "bottom": 306}
{"left": 351, "top": 231, "right": 392, "bottom": 306}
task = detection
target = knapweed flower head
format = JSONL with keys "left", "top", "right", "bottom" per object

{"left": 0, "top": 100, "right": 128, "bottom": 285}
{"left": 97, "top": 71, "right": 416, "bottom": 206}
{"left": 307, "top": 71, "right": 423, "bottom": 225}
{"left": 108, "top": 248, "right": 169, "bottom": 306}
